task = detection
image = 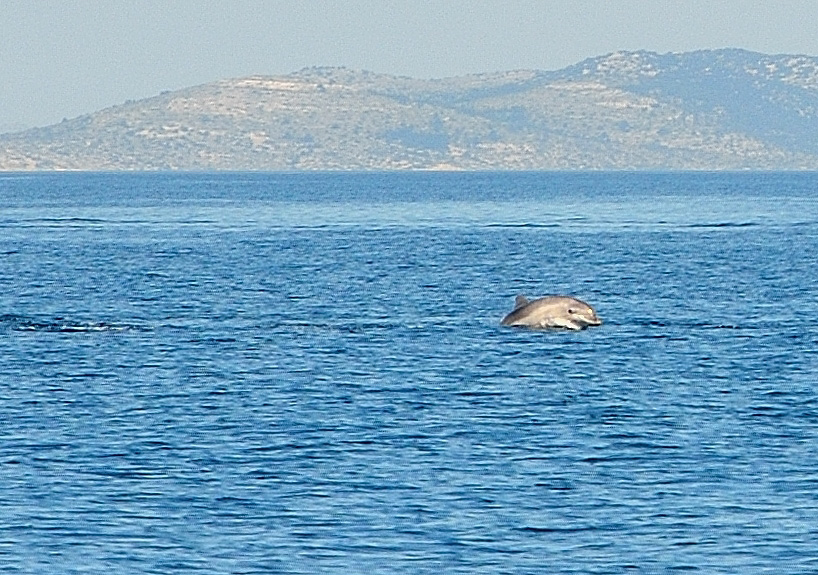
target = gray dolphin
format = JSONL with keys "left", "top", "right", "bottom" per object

{"left": 500, "top": 294, "right": 602, "bottom": 330}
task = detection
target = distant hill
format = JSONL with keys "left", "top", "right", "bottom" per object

{"left": 3, "top": 49, "right": 818, "bottom": 171}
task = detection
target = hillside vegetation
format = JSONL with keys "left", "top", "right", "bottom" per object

{"left": 2, "top": 49, "right": 818, "bottom": 170}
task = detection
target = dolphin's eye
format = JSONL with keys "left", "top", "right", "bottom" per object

{"left": 568, "top": 308, "right": 576, "bottom": 314}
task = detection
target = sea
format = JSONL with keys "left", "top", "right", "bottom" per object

{"left": 1, "top": 171, "right": 817, "bottom": 574}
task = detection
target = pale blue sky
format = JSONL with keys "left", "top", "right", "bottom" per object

{"left": 3, "top": 0, "right": 818, "bottom": 131}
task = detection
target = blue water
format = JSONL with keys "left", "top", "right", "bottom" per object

{"left": 1, "top": 172, "right": 818, "bottom": 574}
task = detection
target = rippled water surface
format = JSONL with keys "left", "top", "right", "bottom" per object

{"left": 2, "top": 172, "right": 818, "bottom": 574}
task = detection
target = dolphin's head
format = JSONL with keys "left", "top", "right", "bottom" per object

{"left": 562, "top": 298, "right": 602, "bottom": 328}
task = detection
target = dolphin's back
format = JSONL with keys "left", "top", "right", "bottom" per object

{"left": 501, "top": 294, "right": 541, "bottom": 326}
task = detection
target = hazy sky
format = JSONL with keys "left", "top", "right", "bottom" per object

{"left": 3, "top": 0, "right": 818, "bottom": 130}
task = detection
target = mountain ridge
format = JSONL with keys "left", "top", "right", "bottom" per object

{"left": 3, "top": 49, "right": 818, "bottom": 171}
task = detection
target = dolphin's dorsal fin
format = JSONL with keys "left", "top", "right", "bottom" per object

{"left": 514, "top": 294, "right": 529, "bottom": 309}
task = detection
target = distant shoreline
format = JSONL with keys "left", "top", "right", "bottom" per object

{"left": 3, "top": 50, "right": 818, "bottom": 172}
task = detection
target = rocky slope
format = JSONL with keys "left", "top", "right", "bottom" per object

{"left": 2, "top": 49, "right": 818, "bottom": 170}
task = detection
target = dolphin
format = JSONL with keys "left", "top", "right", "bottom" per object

{"left": 500, "top": 295, "right": 602, "bottom": 330}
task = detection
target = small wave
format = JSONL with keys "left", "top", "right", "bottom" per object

{"left": 646, "top": 320, "right": 746, "bottom": 330}
{"left": 685, "top": 222, "right": 758, "bottom": 229}
{"left": 12, "top": 217, "right": 112, "bottom": 229}
{"left": 0, "top": 314, "right": 140, "bottom": 333}
{"left": 31, "top": 217, "right": 108, "bottom": 224}
{"left": 483, "top": 223, "right": 561, "bottom": 229}
{"left": 271, "top": 319, "right": 399, "bottom": 334}
{"left": 515, "top": 525, "right": 599, "bottom": 534}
